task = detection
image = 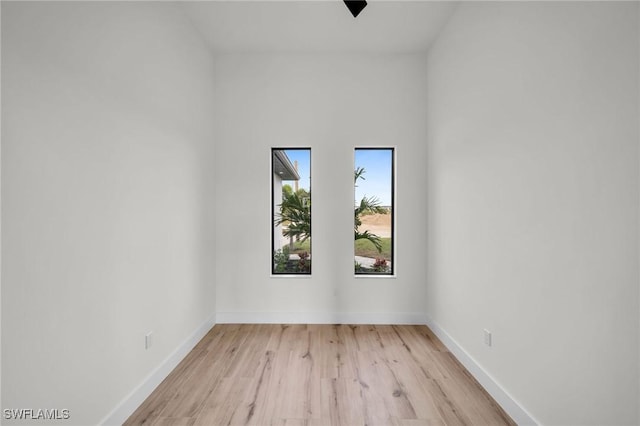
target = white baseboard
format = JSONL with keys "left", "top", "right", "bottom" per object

{"left": 99, "top": 313, "right": 216, "bottom": 426}
{"left": 425, "top": 316, "right": 539, "bottom": 426}
{"left": 216, "top": 311, "right": 428, "bottom": 325}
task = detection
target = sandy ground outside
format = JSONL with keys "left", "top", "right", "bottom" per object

{"left": 358, "top": 213, "right": 392, "bottom": 238}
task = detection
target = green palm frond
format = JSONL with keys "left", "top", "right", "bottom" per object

{"left": 275, "top": 191, "right": 311, "bottom": 242}
{"left": 354, "top": 167, "right": 385, "bottom": 254}
{"left": 354, "top": 229, "right": 382, "bottom": 252}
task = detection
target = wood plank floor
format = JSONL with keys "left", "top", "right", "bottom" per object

{"left": 124, "top": 324, "right": 515, "bottom": 426}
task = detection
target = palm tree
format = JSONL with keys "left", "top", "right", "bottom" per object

{"left": 275, "top": 189, "right": 311, "bottom": 243}
{"left": 354, "top": 167, "right": 386, "bottom": 252}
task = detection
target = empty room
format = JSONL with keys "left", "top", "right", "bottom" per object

{"left": 1, "top": 1, "right": 639, "bottom": 425}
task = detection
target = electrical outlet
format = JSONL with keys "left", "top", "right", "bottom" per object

{"left": 145, "top": 332, "right": 153, "bottom": 350}
{"left": 483, "top": 329, "right": 492, "bottom": 347}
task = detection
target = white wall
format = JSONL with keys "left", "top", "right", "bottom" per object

{"left": 0, "top": 2, "right": 3, "bottom": 416}
{"left": 213, "top": 54, "right": 428, "bottom": 324}
{"left": 1, "top": 2, "right": 216, "bottom": 424}
{"left": 426, "top": 2, "right": 639, "bottom": 425}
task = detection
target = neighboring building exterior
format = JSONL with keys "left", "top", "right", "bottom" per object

{"left": 272, "top": 150, "right": 300, "bottom": 251}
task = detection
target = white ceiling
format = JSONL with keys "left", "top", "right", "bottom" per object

{"left": 181, "top": 1, "right": 459, "bottom": 53}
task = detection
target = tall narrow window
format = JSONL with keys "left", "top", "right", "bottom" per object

{"left": 354, "top": 148, "right": 394, "bottom": 275}
{"left": 272, "top": 148, "right": 311, "bottom": 275}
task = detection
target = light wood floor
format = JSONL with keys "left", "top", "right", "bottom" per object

{"left": 125, "top": 324, "right": 515, "bottom": 426}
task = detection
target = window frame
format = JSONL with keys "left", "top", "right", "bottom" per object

{"left": 271, "top": 147, "right": 312, "bottom": 276}
{"left": 354, "top": 147, "right": 396, "bottom": 277}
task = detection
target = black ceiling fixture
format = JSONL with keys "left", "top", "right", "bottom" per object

{"left": 344, "top": 0, "right": 367, "bottom": 18}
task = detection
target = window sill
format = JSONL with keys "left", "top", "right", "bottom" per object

{"left": 354, "top": 274, "right": 397, "bottom": 279}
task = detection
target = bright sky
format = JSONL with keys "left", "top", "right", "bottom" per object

{"left": 355, "top": 149, "right": 393, "bottom": 206}
{"left": 282, "top": 149, "right": 310, "bottom": 191}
